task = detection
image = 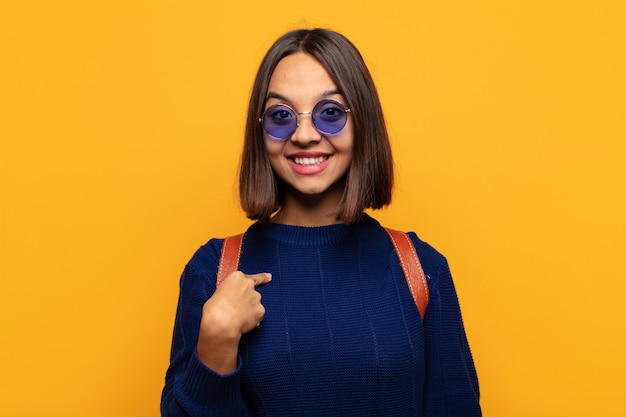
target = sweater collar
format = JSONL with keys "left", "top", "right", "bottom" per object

{"left": 247, "top": 213, "right": 379, "bottom": 247}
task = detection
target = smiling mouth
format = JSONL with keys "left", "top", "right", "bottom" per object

{"left": 292, "top": 156, "right": 329, "bottom": 166}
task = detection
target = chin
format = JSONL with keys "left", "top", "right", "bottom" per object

{"left": 296, "top": 186, "right": 330, "bottom": 196}
{"left": 292, "top": 180, "right": 345, "bottom": 198}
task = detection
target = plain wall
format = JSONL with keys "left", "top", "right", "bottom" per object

{"left": 1, "top": 1, "right": 625, "bottom": 416}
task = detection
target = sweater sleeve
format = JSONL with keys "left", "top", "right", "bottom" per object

{"left": 415, "top": 241, "right": 482, "bottom": 417}
{"left": 161, "top": 242, "right": 251, "bottom": 417}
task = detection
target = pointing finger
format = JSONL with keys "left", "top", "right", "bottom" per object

{"left": 249, "top": 272, "right": 272, "bottom": 287}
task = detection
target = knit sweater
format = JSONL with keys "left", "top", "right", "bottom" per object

{"left": 161, "top": 215, "right": 481, "bottom": 416}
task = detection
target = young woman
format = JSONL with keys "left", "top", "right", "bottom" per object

{"left": 161, "top": 28, "right": 481, "bottom": 416}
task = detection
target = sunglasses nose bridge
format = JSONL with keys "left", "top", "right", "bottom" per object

{"left": 294, "top": 110, "right": 313, "bottom": 128}
{"left": 290, "top": 110, "right": 322, "bottom": 143}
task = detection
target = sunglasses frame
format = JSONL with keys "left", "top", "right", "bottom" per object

{"left": 259, "top": 99, "right": 351, "bottom": 140}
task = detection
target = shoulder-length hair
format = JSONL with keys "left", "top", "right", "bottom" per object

{"left": 239, "top": 28, "right": 394, "bottom": 223}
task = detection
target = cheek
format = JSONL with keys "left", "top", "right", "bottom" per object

{"left": 336, "top": 130, "right": 355, "bottom": 156}
{"left": 340, "top": 121, "right": 355, "bottom": 152}
{"left": 264, "top": 138, "right": 281, "bottom": 155}
{"left": 264, "top": 139, "right": 285, "bottom": 167}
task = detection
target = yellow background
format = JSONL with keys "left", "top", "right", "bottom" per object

{"left": 1, "top": 1, "right": 625, "bottom": 416}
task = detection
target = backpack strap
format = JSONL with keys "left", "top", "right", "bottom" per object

{"left": 384, "top": 228, "right": 429, "bottom": 320}
{"left": 216, "top": 233, "right": 244, "bottom": 288}
{"left": 216, "top": 229, "right": 429, "bottom": 320}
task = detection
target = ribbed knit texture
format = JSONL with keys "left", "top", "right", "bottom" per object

{"left": 161, "top": 215, "right": 481, "bottom": 416}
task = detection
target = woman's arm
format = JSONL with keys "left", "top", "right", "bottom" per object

{"left": 421, "top": 256, "right": 481, "bottom": 416}
{"left": 161, "top": 242, "right": 270, "bottom": 417}
{"left": 407, "top": 232, "right": 481, "bottom": 417}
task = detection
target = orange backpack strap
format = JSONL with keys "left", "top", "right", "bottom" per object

{"left": 384, "top": 227, "right": 429, "bottom": 320}
{"left": 216, "top": 229, "right": 429, "bottom": 320}
{"left": 216, "top": 233, "right": 244, "bottom": 288}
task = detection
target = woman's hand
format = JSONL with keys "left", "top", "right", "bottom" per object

{"left": 196, "top": 271, "right": 272, "bottom": 374}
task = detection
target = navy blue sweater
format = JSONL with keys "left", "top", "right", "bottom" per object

{"left": 161, "top": 215, "right": 481, "bottom": 416}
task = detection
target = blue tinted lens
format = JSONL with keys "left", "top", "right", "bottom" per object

{"left": 262, "top": 104, "right": 297, "bottom": 139}
{"left": 312, "top": 100, "right": 348, "bottom": 134}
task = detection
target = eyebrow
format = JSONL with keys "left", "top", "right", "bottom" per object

{"left": 265, "top": 90, "right": 342, "bottom": 103}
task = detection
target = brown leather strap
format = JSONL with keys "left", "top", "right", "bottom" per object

{"left": 384, "top": 227, "right": 429, "bottom": 320}
{"left": 216, "top": 233, "right": 244, "bottom": 288}
{"left": 216, "top": 229, "right": 429, "bottom": 320}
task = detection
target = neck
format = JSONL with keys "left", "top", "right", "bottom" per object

{"left": 272, "top": 185, "right": 344, "bottom": 227}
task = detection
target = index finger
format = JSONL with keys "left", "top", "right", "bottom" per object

{"left": 248, "top": 272, "right": 272, "bottom": 287}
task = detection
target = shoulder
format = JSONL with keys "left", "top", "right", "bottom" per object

{"left": 184, "top": 222, "right": 269, "bottom": 276}
{"left": 406, "top": 232, "right": 447, "bottom": 273}
{"left": 403, "top": 232, "right": 458, "bottom": 298}
{"left": 182, "top": 237, "right": 225, "bottom": 278}
{"left": 362, "top": 215, "right": 448, "bottom": 276}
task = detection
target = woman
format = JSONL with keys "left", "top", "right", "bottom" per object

{"left": 161, "top": 28, "right": 481, "bottom": 416}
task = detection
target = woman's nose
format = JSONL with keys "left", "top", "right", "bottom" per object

{"left": 290, "top": 113, "right": 321, "bottom": 145}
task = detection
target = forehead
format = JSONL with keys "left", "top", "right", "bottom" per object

{"left": 267, "top": 52, "right": 338, "bottom": 101}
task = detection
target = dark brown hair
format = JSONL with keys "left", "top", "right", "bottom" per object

{"left": 239, "top": 28, "right": 393, "bottom": 223}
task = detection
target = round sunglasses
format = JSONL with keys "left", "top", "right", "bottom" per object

{"left": 259, "top": 99, "right": 351, "bottom": 140}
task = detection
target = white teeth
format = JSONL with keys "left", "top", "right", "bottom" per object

{"left": 293, "top": 156, "right": 327, "bottom": 166}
